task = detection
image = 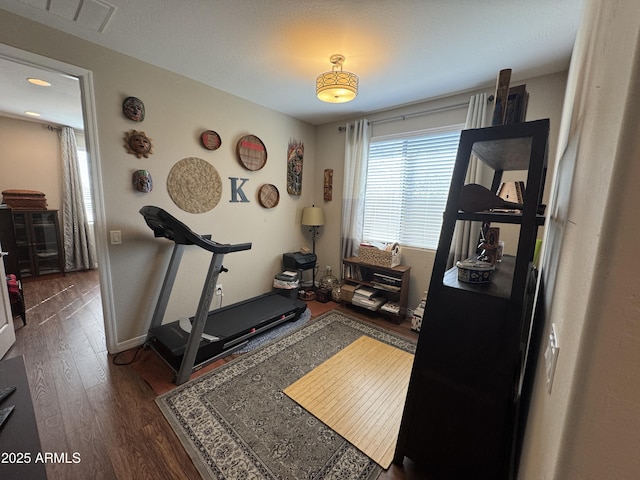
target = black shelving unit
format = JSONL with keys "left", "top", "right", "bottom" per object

{"left": 393, "top": 119, "right": 549, "bottom": 479}
{"left": 10, "top": 210, "right": 64, "bottom": 279}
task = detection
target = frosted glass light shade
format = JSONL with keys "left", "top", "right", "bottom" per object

{"left": 316, "top": 70, "right": 358, "bottom": 103}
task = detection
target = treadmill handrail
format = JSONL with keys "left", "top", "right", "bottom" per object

{"left": 139, "top": 205, "right": 252, "bottom": 254}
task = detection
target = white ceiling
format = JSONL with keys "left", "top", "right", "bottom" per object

{"left": 0, "top": 0, "right": 585, "bottom": 130}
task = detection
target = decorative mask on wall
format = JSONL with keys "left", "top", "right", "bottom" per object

{"left": 132, "top": 169, "right": 153, "bottom": 192}
{"left": 286, "top": 139, "right": 304, "bottom": 196}
{"left": 124, "top": 130, "right": 153, "bottom": 158}
{"left": 122, "top": 96, "right": 145, "bottom": 122}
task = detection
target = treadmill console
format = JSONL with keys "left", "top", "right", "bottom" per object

{"left": 140, "top": 206, "right": 251, "bottom": 254}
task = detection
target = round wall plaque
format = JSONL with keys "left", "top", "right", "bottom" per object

{"left": 236, "top": 134, "right": 267, "bottom": 171}
{"left": 201, "top": 130, "right": 222, "bottom": 150}
{"left": 258, "top": 184, "right": 280, "bottom": 209}
{"left": 167, "top": 157, "right": 222, "bottom": 213}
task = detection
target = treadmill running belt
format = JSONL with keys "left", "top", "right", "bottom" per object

{"left": 201, "top": 292, "right": 298, "bottom": 338}
{"left": 149, "top": 291, "right": 306, "bottom": 359}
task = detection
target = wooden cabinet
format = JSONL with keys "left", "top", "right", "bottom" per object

{"left": 5, "top": 210, "right": 64, "bottom": 279}
{"left": 341, "top": 257, "right": 410, "bottom": 323}
{"left": 393, "top": 119, "right": 549, "bottom": 479}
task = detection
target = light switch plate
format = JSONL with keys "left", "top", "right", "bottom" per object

{"left": 110, "top": 230, "right": 122, "bottom": 245}
{"left": 545, "top": 323, "right": 559, "bottom": 394}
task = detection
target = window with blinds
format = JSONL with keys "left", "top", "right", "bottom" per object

{"left": 76, "top": 149, "right": 95, "bottom": 224}
{"left": 363, "top": 126, "right": 463, "bottom": 250}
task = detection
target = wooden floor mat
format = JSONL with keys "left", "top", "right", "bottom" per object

{"left": 284, "top": 335, "right": 414, "bottom": 468}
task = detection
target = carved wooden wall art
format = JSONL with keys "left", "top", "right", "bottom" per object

{"left": 287, "top": 139, "right": 304, "bottom": 196}
{"left": 124, "top": 130, "right": 153, "bottom": 158}
{"left": 324, "top": 168, "right": 333, "bottom": 201}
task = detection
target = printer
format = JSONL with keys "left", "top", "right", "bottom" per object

{"left": 282, "top": 252, "right": 317, "bottom": 271}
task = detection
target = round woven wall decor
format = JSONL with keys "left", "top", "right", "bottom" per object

{"left": 258, "top": 184, "right": 279, "bottom": 208}
{"left": 236, "top": 134, "right": 267, "bottom": 170}
{"left": 167, "top": 157, "right": 222, "bottom": 213}
{"left": 201, "top": 130, "right": 222, "bottom": 150}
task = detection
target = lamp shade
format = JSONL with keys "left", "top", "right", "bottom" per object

{"left": 301, "top": 206, "right": 325, "bottom": 226}
{"left": 316, "top": 71, "right": 358, "bottom": 103}
{"left": 316, "top": 54, "right": 358, "bottom": 104}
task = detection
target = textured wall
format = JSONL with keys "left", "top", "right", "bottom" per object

{"left": 520, "top": 1, "right": 640, "bottom": 478}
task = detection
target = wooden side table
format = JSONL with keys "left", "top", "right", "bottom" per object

{"left": 341, "top": 257, "right": 411, "bottom": 323}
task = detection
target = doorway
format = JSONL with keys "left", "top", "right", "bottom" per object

{"left": 0, "top": 43, "right": 116, "bottom": 353}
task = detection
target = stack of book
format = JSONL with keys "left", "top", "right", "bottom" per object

{"left": 352, "top": 286, "right": 386, "bottom": 311}
{"left": 371, "top": 272, "right": 402, "bottom": 292}
{"left": 380, "top": 301, "right": 401, "bottom": 315}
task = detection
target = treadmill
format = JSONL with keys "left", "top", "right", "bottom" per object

{"left": 140, "top": 206, "right": 307, "bottom": 385}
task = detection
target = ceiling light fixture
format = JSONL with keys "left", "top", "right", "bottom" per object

{"left": 24, "top": 111, "right": 41, "bottom": 117}
{"left": 27, "top": 77, "right": 51, "bottom": 87}
{"left": 316, "top": 54, "right": 358, "bottom": 103}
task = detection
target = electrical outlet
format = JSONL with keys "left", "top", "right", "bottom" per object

{"left": 215, "top": 284, "right": 223, "bottom": 296}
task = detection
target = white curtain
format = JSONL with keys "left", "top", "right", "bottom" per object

{"left": 448, "top": 93, "right": 489, "bottom": 268}
{"left": 60, "top": 127, "right": 97, "bottom": 271}
{"left": 341, "top": 119, "right": 371, "bottom": 259}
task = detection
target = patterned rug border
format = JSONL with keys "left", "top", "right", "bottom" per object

{"left": 156, "top": 310, "right": 416, "bottom": 479}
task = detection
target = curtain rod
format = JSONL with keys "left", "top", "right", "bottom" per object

{"left": 48, "top": 124, "right": 81, "bottom": 133}
{"left": 338, "top": 94, "right": 494, "bottom": 131}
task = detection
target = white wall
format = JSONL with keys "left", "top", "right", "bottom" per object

{"left": 519, "top": 1, "right": 640, "bottom": 478}
{"left": 0, "top": 117, "right": 62, "bottom": 209}
{"left": 0, "top": 11, "right": 316, "bottom": 350}
{"left": 315, "top": 71, "right": 567, "bottom": 310}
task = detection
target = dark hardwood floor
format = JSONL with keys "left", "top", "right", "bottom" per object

{"left": 4, "top": 270, "right": 431, "bottom": 479}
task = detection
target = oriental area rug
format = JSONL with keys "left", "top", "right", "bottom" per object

{"left": 155, "top": 311, "right": 416, "bottom": 480}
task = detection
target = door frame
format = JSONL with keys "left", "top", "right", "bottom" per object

{"left": 0, "top": 43, "right": 117, "bottom": 353}
{"left": 0, "top": 243, "right": 16, "bottom": 358}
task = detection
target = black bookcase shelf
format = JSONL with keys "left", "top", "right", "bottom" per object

{"left": 393, "top": 119, "right": 550, "bottom": 480}
{"left": 0, "top": 209, "right": 64, "bottom": 280}
{"left": 456, "top": 210, "right": 546, "bottom": 225}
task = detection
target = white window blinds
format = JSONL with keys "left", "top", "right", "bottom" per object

{"left": 76, "top": 149, "right": 94, "bottom": 224}
{"left": 363, "top": 126, "right": 462, "bottom": 250}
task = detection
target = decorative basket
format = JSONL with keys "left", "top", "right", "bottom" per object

{"left": 2, "top": 189, "right": 48, "bottom": 210}
{"left": 357, "top": 246, "right": 401, "bottom": 268}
